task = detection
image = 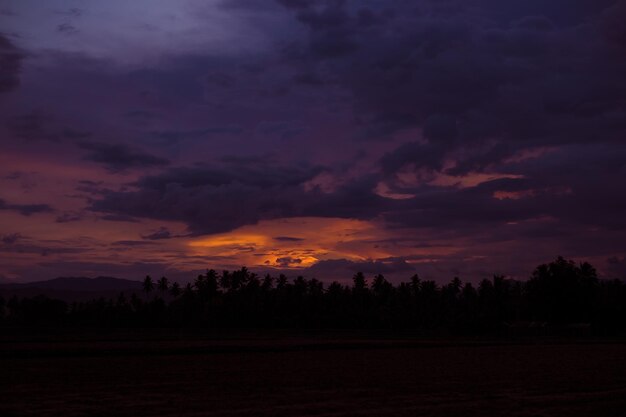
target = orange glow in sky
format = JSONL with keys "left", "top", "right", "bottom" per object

{"left": 188, "top": 217, "right": 386, "bottom": 269}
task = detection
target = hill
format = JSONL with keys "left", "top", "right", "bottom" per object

{"left": 0, "top": 276, "right": 143, "bottom": 301}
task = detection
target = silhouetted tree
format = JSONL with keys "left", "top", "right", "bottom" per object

{"left": 169, "top": 282, "right": 181, "bottom": 298}
{"left": 0, "top": 296, "right": 5, "bottom": 322}
{"left": 219, "top": 270, "right": 232, "bottom": 292}
{"left": 262, "top": 274, "right": 274, "bottom": 291}
{"left": 157, "top": 276, "right": 169, "bottom": 294}
{"left": 143, "top": 275, "right": 154, "bottom": 296}
{"left": 527, "top": 256, "right": 599, "bottom": 323}
{"left": 130, "top": 293, "right": 142, "bottom": 311}
{"left": 410, "top": 274, "right": 421, "bottom": 296}
{"left": 3, "top": 257, "right": 625, "bottom": 335}
{"left": 352, "top": 272, "right": 367, "bottom": 292}
{"left": 276, "top": 274, "right": 288, "bottom": 290}
{"left": 206, "top": 269, "right": 219, "bottom": 296}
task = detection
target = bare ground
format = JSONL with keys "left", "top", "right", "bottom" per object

{"left": 1, "top": 336, "right": 626, "bottom": 416}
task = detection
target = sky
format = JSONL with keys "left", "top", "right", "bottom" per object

{"left": 1, "top": 0, "right": 625, "bottom": 283}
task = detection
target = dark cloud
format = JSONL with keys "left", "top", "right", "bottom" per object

{"left": 87, "top": 140, "right": 626, "bottom": 243}
{"left": 296, "top": 5, "right": 350, "bottom": 30}
{"left": 276, "top": 0, "right": 626, "bottom": 178}
{"left": 204, "top": 71, "right": 236, "bottom": 88}
{"left": 385, "top": 160, "right": 625, "bottom": 234}
{"left": 55, "top": 212, "right": 83, "bottom": 223}
{"left": 5, "top": 111, "right": 52, "bottom": 141}
{"left": 279, "top": 0, "right": 360, "bottom": 59}
{"left": 602, "top": 1, "right": 626, "bottom": 49}
{"left": 292, "top": 72, "right": 325, "bottom": 85}
{"left": 78, "top": 141, "right": 170, "bottom": 172}
{"left": 3, "top": 1, "right": 626, "bottom": 281}
{"left": 61, "top": 128, "right": 91, "bottom": 140}
{"left": 274, "top": 236, "right": 304, "bottom": 242}
{"left": 0, "top": 241, "right": 87, "bottom": 256}
{"left": 0, "top": 34, "right": 23, "bottom": 93}
{"left": 218, "top": 0, "right": 278, "bottom": 11}
{"left": 383, "top": 186, "right": 540, "bottom": 231}
{"left": 276, "top": 0, "right": 315, "bottom": 10}
{"left": 5, "top": 112, "right": 91, "bottom": 142}
{"left": 99, "top": 214, "right": 140, "bottom": 223}
{"left": 57, "top": 23, "right": 78, "bottom": 35}
{"left": 89, "top": 162, "right": 385, "bottom": 234}
{"left": 275, "top": 256, "right": 302, "bottom": 267}
{"left": 1, "top": 233, "right": 22, "bottom": 245}
{"left": 279, "top": 1, "right": 626, "bottom": 248}
{"left": 111, "top": 240, "right": 157, "bottom": 246}
{"left": 134, "top": 163, "right": 322, "bottom": 190}
{"left": 474, "top": 0, "right": 617, "bottom": 25}
{"left": 356, "top": 8, "right": 387, "bottom": 27}
{"left": 127, "top": 54, "right": 228, "bottom": 105}
{"left": 142, "top": 227, "right": 173, "bottom": 240}
{"left": 151, "top": 126, "right": 243, "bottom": 143}
{"left": 308, "top": 31, "right": 358, "bottom": 59}
{"left": 0, "top": 198, "right": 54, "bottom": 216}
{"left": 3, "top": 171, "right": 22, "bottom": 180}
{"left": 55, "top": 8, "right": 83, "bottom": 18}
{"left": 75, "top": 180, "right": 109, "bottom": 197}
{"left": 256, "top": 121, "right": 305, "bottom": 140}
{"left": 124, "top": 109, "right": 160, "bottom": 120}
{"left": 422, "top": 114, "right": 459, "bottom": 143}
{"left": 380, "top": 141, "right": 447, "bottom": 175}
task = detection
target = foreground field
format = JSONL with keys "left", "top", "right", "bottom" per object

{"left": 2, "top": 337, "right": 626, "bottom": 416}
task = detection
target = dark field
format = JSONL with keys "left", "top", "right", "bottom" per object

{"left": 2, "top": 336, "right": 626, "bottom": 416}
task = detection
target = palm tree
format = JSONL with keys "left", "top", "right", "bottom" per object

{"left": 261, "top": 274, "right": 274, "bottom": 291}
{"left": 276, "top": 274, "right": 288, "bottom": 290}
{"left": 410, "top": 274, "right": 421, "bottom": 296}
{"left": 352, "top": 272, "right": 367, "bottom": 292}
{"left": 294, "top": 276, "right": 308, "bottom": 296}
{"left": 372, "top": 274, "right": 387, "bottom": 295}
{"left": 157, "top": 276, "right": 169, "bottom": 294}
{"left": 130, "top": 293, "right": 142, "bottom": 311}
{"left": 143, "top": 275, "right": 154, "bottom": 296}
{"left": 183, "top": 283, "right": 194, "bottom": 297}
{"left": 219, "top": 270, "right": 231, "bottom": 292}
{"left": 169, "top": 282, "right": 181, "bottom": 298}
{"left": 206, "top": 269, "right": 219, "bottom": 296}
{"left": 194, "top": 274, "right": 206, "bottom": 292}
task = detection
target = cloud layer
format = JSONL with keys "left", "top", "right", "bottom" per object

{"left": 1, "top": 1, "right": 625, "bottom": 281}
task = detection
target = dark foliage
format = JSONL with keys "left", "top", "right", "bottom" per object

{"left": 1, "top": 257, "right": 625, "bottom": 336}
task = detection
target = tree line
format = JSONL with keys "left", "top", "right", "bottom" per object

{"left": 1, "top": 257, "right": 625, "bottom": 336}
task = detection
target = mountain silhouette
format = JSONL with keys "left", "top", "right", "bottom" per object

{"left": 0, "top": 276, "right": 142, "bottom": 291}
{"left": 0, "top": 276, "right": 142, "bottom": 301}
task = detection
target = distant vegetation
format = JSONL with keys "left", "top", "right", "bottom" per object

{"left": 1, "top": 257, "right": 625, "bottom": 336}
